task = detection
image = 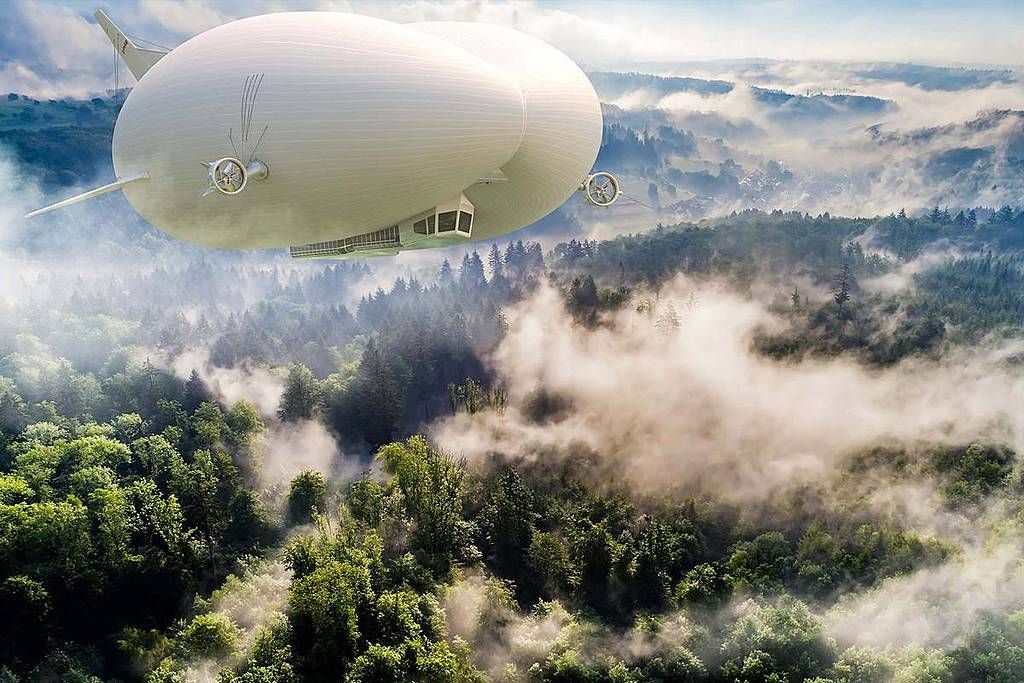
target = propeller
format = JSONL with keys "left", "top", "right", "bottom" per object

{"left": 581, "top": 171, "right": 621, "bottom": 207}
{"left": 202, "top": 157, "right": 247, "bottom": 197}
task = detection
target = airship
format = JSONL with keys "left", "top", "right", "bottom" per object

{"left": 26, "top": 10, "right": 621, "bottom": 259}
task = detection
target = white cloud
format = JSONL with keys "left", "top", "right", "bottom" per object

{"left": 166, "top": 347, "right": 285, "bottom": 417}
{"left": 15, "top": 1, "right": 109, "bottom": 71}
{"left": 430, "top": 278, "right": 1024, "bottom": 502}
{"left": 0, "top": 1, "right": 113, "bottom": 97}
{"left": 136, "top": 0, "right": 227, "bottom": 35}
{"left": 827, "top": 543, "right": 1024, "bottom": 649}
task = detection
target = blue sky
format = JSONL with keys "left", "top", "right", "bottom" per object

{"left": 2, "top": 0, "right": 1022, "bottom": 97}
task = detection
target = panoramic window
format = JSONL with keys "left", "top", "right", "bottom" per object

{"left": 413, "top": 218, "right": 428, "bottom": 235}
{"left": 458, "top": 211, "right": 472, "bottom": 233}
{"left": 437, "top": 210, "right": 457, "bottom": 233}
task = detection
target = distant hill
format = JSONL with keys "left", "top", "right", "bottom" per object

{"left": 587, "top": 70, "right": 895, "bottom": 124}
{"left": 853, "top": 62, "right": 1017, "bottom": 91}
{"left": 587, "top": 71, "right": 733, "bottom": 99}
{"left": 0, "top": 93, "right": 118, "bottom": 189}
{"left": 750, "top": 87, "right": 894, "bottom": 122}
{"left": 627, "top": 59, "right": 1019, "bottom": 93}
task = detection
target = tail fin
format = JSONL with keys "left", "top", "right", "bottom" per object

{"left": 94, "top": 10, "right": 168, "bottom": 81}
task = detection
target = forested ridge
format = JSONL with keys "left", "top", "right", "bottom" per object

{"left": 3, "top": 196, "right": 1024, "bottom": 682}
{"left": 4, "top": 81, "right": 1024, "bottom": 683}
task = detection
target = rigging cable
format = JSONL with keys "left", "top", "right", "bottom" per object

{"left": 617, "top": 191, "right": 660, "bottom": 213}
{"left": 125, "top": 33, "right": 173, "bottom": 52}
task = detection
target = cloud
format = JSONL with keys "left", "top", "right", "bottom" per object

{"left": 260, "top": 419, "right": 356, "bottom": 488}
{"left": 431, "top": 275, "right": 1024, "bottom": 665}
{"left": 343, "top": 0, "right": 677, "bottom": 68}
{"left": 859, "top": 241, "right": 961, "bottom": 295}
{"left": 430, "top": 279, "right": 1024, "bottom": 503}
{"left": 167, "top": 347, "right": 285, "bottom": 417}
{"left": 0, "top": 1, "right": 115, "bottom": 97}
{"left": 136, "top": 0, "right": 227, "bottom": 35}
{"left": 5, "top": 0, "right": 1024, "bottom": 100}
{"left": 0, "top": 152, "right": 51, "bottom": 302}
{"left": 444, "top": 573, "right": 708, "bottom": 675}
{"left": 826, "top": 542, "right": 1024, "bottom": 649}
{"left": 183, "top": 559, "right": 291, "bottom": 680}
{"left": 161, "top": 347, "right": 360, "bottom": 488}
{"left": 443, "top": 574, "right": 575, "bottom": 675}
{"left": 602, "top": 59, "right": 1024, "bottom": 217}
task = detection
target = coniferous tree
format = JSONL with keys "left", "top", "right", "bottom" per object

{"left": 832, "top": 262, "right": 853, "bottom": 308}
{"left": 437, "top": 259, "right": 454, "bottom": 286}
{"left": 183, "top": 369, "right": 212, "bottom": 412}
{"left": 278, "top": 364, "right": 321, "bottom": 422}
{"left": 487, "top": 243, "right": 504, "bottom": 280}
{"left": 459, "top": 251, "right": 486, "bottom": 290}
{"left": 349, "top": 338, "right": 403, "bottom": 447}
{"left": 567, "top": 275, "right": 600, "bottom": 325}
{"left": 496, "top": 310, "right": 510, "bottom": 340}
{"left": 655, "top": 302, "right": 681, "bottom": 333}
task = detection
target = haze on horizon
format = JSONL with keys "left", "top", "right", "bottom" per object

{"left": 1, "top": 0, "right": 1021, "bottom": 99}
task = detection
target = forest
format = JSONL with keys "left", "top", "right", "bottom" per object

{"left": 3, "top": 187, "right": 1024, "bottom": 682}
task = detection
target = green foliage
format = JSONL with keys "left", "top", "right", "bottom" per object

{"left": 337, "top": 337, "right": 404, "bottom": 447}
{"left": 931, "top": 443, "right": 1014, "bottom": 506}
{"left": 377, "top": 436, "right": 478, "bottom": 574}
{"left": 183, "top": 370, "right": 212, "bottom": 413}
{"left": 951, "top": 611, "right": 1024, "bottom": 682}
{"left": 224, "top": 616, "right": 296, "bottom": 682}
{"left": 0, "top": 575, "right": 51, "bottom": 667}
{"left": 530, "top": 532, "right": 578, "bottom": 596}
{"left": 346, "top": 644, "right": 405, "bottom": 682}
{"left": 117, "top": 628, "right": 173, "bottom": 679}
{"left": 287, "top": 470, "right": 327, "bottom": 525}
{"left": 794, "top": 520, "right": 953, "bottom": 596}
{"left": 449, "top": 378, "right": 509, "bottom": 415}
{"left": 674, "top": 562, "right": 727, "bottom": 608}
{"left": 725, "top": 532, "right": 793, "bottom": 595}
{"left": 289, "top": 558, "right": 371, "bottom": 678}
{"left": 281, "top": 512, "right": 483, "bottom": 681}
{"left": 3, "top": 170, "right": 1024, "bottom": 680}
{"left": 346, "top": 478, "right": 395, "bottom": 528}
{"left": 177, "top": 612, "right": 240, "bottom": 661}
{"left": 721, "top": 596, "right": 835, "bottom": 682}
{"left": 0, "top": 393, "right": 273, "bottom": 676}
{"left": 912, "top": 254, "right": 1024, "bottom": 338}
{"left": 278, "top": 364, "right": 322, "bottom": 423}
{"left": 478, "top": 467, "right": 537, "bottom": 574}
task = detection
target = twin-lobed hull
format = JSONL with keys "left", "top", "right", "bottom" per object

{"left": 112, "top": 12, "right": 602, "bottom": 251}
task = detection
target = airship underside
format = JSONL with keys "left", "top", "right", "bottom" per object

{"left": 27, "top": 11, "right": 620, "bottom": 258}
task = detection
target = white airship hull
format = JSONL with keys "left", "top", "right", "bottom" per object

{"left": 33, "top": 11, "right": 606, "bottom": 256}
{"left": 414, "top": 22, "right": 603, "bottom": 246}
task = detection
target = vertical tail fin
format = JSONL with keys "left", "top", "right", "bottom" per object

{"left": 94, "top": 9, "right": 168, "bottom": 81}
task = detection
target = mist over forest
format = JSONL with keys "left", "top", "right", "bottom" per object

{"left": 3, "top": 40, "right": 1024, "bottom": 683}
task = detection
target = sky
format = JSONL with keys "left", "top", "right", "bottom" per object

{"left": 2, "top": 0, "right": 1022, "bottom": 98}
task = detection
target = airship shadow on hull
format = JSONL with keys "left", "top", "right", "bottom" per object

{"left": 26, "top": 10, "right": 621, "bottom": 259}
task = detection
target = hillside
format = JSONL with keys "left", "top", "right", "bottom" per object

{"left": 3, "top": 59, "right": 1024, "bottom": 682}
